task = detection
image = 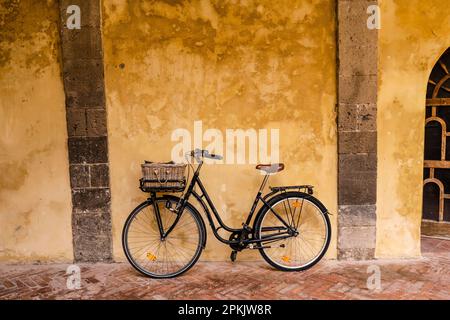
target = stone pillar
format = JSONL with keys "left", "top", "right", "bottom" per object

{"left": 337, "top": 0, "right": 378, "bottom": 260}
{"left": 59, "top": 0, "right": 113, "bottom": 262}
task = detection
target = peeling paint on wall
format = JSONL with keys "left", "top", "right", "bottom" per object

{"left": 0, "top": 0, "right": 73, "bottom": 262}
{"left": 1, "top": 0, "right": 445, "bottom": 262}
{"left": 102, "top": 0, "right": 338, "bottom": 261}
{"left": 377, "top": 0, "right": 450, "bottom": 258}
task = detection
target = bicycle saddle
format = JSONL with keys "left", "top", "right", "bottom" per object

{"left": 255, "top": 163, "right": 285, "bottom": 174}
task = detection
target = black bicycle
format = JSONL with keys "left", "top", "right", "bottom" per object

{"left": 122, "top": 149, "right": 331, "bottom": 278}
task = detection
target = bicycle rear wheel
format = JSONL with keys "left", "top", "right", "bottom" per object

{"left": 254, "top": 192, "right": 331, "bottom": 271}
{"left": 122, "top": 196, "right": 205, "bottom": 278}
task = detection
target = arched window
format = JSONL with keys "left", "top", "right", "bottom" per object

{"left": 422, "top": 48, "right": 450, "bottom": 236}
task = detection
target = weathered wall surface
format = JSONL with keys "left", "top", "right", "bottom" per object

{"left": 337, "top": 0, "right": 378, "bottom": 260}
{"left": 0, "top": 0, "right": 73, "bottom": 262}
{"left": 59, "top": 0, "right": 113, "bottom": 263}
{"left": 102, "top": 0, "right": 338, "bottom": 260}
{"left": 1, "top": 0, "right": 444, "bottom": 263}
{"left": 377, "top": 0, "right": 450, "bottom": 258}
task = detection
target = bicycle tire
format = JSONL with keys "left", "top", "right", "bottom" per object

{"left": 254, "top": 191, "right": 331, "bottom": 272}
{"left": 122, "top": 195, "right": 205, "bottom": 278}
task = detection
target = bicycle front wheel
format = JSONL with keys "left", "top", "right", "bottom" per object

{"left": 254, "top": 192, "right": 331, "bottom": 271}
{"left": 122, "top": 196, "right": 205, "bottom": 278}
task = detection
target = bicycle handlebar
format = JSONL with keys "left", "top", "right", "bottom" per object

{"left": 187, "top": 149, "right": 223, "bottom": 161}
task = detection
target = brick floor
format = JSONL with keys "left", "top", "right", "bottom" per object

{"left": 0, "top": 237, "right": 449, "bottom": 300}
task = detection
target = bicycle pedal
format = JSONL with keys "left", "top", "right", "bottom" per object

{"left": 230, "top": 250, "right": 237, "bottom": 262}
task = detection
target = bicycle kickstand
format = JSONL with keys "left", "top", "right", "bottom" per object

{"left": 230, "top": 250, "right": 237, "bottom": 262}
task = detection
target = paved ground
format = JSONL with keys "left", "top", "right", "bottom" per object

{"left": 0, "top": 237, "right": 449, "bottom": 300}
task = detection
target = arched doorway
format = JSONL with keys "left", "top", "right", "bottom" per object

{"left": 422, "top": 48, "right": 450, "bottom": 238}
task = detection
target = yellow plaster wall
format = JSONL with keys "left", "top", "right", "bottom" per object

{"left": 0, "top": 0, "right": 73, "bottom": 262}
{"left": 376, "top": 0, "right": 450, "bottom": 258}
{"left": 102, "top": 0, "right": 338, "bottom": 261}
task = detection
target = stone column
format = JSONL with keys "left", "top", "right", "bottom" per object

{"left": 337, "top": 0, "right": 378, "bottom": 260}
{"left": 59, "top": 0, "right": 113, "bottom": 262}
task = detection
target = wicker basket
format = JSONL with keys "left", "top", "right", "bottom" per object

{"left": 140, "top": 161, "right": 187, "bottom": 192}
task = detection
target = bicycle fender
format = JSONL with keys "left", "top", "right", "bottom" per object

{"left": 253, "top": 191, "right": 329, "bottom": 231}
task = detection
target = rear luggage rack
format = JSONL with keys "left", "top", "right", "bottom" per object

{"left": 270, "top": 185, "right": 314, "bottom": 195}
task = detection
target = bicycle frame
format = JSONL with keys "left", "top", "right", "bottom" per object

{"left": 151, "top": 161, "right": 298, "bottom": 247}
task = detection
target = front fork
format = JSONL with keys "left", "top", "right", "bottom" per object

{"left": 151, "top": 192, "right": 186, "bottom": 240}
{"left": 150, "top": 193, "right": 165, "bottom": 240}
